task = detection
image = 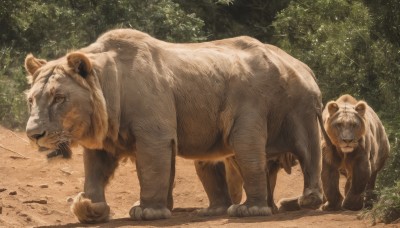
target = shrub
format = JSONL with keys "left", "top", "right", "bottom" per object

{"left": 361, "top": 181, "right": 400, "bottom": 224}
{"left": 0, "top": 47, "right": 29, "bottom": 129}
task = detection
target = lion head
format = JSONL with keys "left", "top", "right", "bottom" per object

{"left": 324, "top": 95, "right": 367, "bottom": 153}
{"left": 24, "top": 52, "right": 108, "bottom": 159}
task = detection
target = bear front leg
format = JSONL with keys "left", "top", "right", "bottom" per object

{"left": 342, "top": 155, "right": 371, "bottom": 211}
{"left": 71, "top": 149, "right": 118, "bottom": 223}
{"left": 321, "top": 158, "right": 343, "bottom": 211}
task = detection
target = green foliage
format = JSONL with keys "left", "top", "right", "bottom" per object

{"left": 1, "top": 0, "right": 205, "bottom": 55}
{"left": 361, "top": 181, "right": 400, "bottom": 224}
{"left": 376, "top": 121, "right": 400, "bottom": 189}
{"left": 0, "top": 47, "right": 29, "bottom": 129}
{"left": 364, "top": 0, "right": 400, "bottom": 46}
{"left": 272, "top": 0, "right": 374, "bottom": 102}
{"left": 175, "top": 0, "right": 291, "bottom": 40}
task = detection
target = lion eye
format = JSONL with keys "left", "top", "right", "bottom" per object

{"left": 28, "top": 97, "right": 33, "bottom": 104}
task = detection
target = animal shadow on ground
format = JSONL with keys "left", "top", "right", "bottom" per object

{"left": 35, "top": 208, "right": 357, "bottom": 228}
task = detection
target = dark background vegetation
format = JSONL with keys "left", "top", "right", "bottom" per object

{"left": 0, "top": 0, "right": 399, "bottom": 223}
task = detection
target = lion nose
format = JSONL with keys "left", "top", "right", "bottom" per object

{"left": 27, "top": 128, "right": 46, "bottom": 141}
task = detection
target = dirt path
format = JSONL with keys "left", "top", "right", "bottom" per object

{"left": 0, "top": 125, "right": 396, "bottom": 227}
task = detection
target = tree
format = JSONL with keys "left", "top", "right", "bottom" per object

{"left": 175, "top": 0, "right": 291, "bottom": 41}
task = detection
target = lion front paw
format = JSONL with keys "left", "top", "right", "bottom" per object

{"left": 197, "top": 206, "right": 228, "bottom": 216}
{"left": 129, "top": 205, "right": 171, "bottom": 221}
{"left": 70, "top": 192, "right": 110, "bottom": 224}
{"left": 227, "top": 204, "right": 272, "bottom": 217}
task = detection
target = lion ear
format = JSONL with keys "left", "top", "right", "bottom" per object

{"left": 355, "top": 102, "right": 367, "bottom": 117}
{"left": 67, "top": 52, "right": 92, "bottom": 78}
{"left": 25, "top": 54, "right": 47, "bottom": 76}
{"left": 327, "top": 101, "right": 339, "bottom": 116}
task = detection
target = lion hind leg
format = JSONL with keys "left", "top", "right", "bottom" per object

{"left": 225, "top": 157, "right": 243, "bottom": 205}
{"left": 129, "top": 205, "right": 171, "bottom": 221}
{"left": 266, "top": 159, "right": 281, "bottom": 213}
{"left": 195, "top": 160, "right": 232, "bottom": 216}
{"left": 129, "top": 136, "right": 174, "bottom": 221}
{"left": 70, "top": 192, "right": 110, "bottom": 224}
{"left": 228, "top": 205, "right": 272, "bottom": 217}
{"left": 281, "top": 114, "right": 323, "bottom": 211}
{"left": 227, "top": 117, "right": 272, "bottom": 217}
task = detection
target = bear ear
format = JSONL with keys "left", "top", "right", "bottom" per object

{"left": 355, "top": 101, "right": 367, "bottom": 117}
{"left": 327, "top": 101, "right": 339, "bottom": 116}
{"left": 25, "top": 54, "right": 47, "bottom": 76}
{"left": 66, "top": 52, "right": 92, "bottom": 78}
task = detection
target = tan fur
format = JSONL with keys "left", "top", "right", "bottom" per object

{"left": 25, "top": 29, "right": 325, "bottom": 223}
{"left": 24, "top": 54, "right": 47, "bottom": 83}
{"left": 321, "top": 94, "right": 389, "bottom": 211}
{"left": 67, "top": 52, "right": 93, "bottom": 76}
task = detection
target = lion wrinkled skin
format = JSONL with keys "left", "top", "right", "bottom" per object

{"left": 25, "top": 29, "right": 324, "bottom": 223}
{"left": 321, "top": 94, "right": 389, "bottom": 211}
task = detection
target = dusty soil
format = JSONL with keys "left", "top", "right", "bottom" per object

{"left": 0, "top": 125, "right": 397, "bottom": 227}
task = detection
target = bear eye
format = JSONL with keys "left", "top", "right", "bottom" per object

{"left": 335, "top": 122, "right": 343, "bottom": 128}
{"left": 54, "top": 95, "right": 65, "bottom": 103}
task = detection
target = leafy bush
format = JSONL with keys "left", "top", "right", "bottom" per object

{"left": 376, "top": 122, "right": 400, "bottom": 189}
{"left": 272, "top": 0, "right": 374, "bottom": 103}
{"left": 0, "top": 47, "right": 29, "bottom": 129}
{"left": 361, "top": 181, "right": 400, "bottom": 224}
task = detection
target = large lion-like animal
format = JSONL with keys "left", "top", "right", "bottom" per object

{"left": 321, "top": 94, "right": 389, "bottom": 211}
{"left": 25, "top": 29, "right": 324, "bottom": 223}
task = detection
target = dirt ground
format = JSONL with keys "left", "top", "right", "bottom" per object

{"left": 0, "top": 125, "right": 397, "bottom": 227}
